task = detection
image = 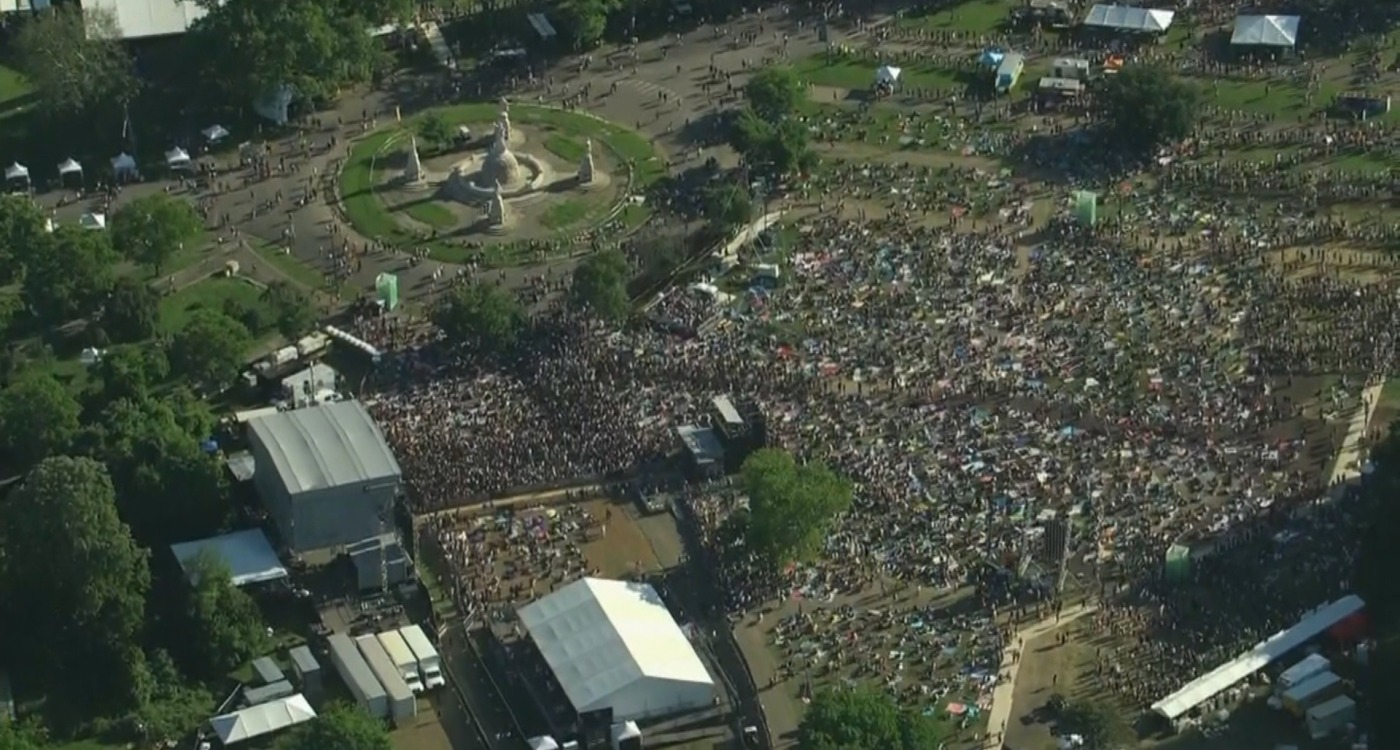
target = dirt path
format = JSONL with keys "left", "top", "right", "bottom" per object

{"left": 982, "top": 603, "right": 1098, "bottom": 750}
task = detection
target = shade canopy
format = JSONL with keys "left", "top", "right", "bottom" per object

{"left": 875, "top": 65, "right": 902, "bottom": 84}
{"left": 3, "top": 162, "right": 27, "bottom": 182}
{"left": 981, "top": 48, "right": 1005, "bottom": 66}
{"left": 166, "top": 147, "right": 191, "bottom": 166}
{"left": 57, "top": 158, "right": 82, "bottom": 176}
{"left": 209, "top": 694, "right": 316, "bottom": 745}
{"left": 111, "top": 153, "right": 137, "bottom": 174}
{"left": 80, "top": 213, "right": 106, "bottom": 230}
{"left": 1231, "top": 15, "right": 1300, "bottom": 47}
{"left": 1083, "top": 4, "right": 1175, "bottom": 32}
{"left": 170, "top": 528, "right": 289, "bottom": 586}
{"left": 203, "top": 124, "right": 230, "bottom": 142}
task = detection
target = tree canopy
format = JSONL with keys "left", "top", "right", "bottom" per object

{"left": 0, "top": 194, "right": 48, "bottom": 286}
{"left": 570, "top": 249, "right": 631, "bottom": 323}
{"left": 556, "top": 0, "right": 621, "bottom": 51}
{"left": 261, "top": 282, "right": 317, "bottom": 340}
{"left": 0, "top": 371, "right": 82, "bottom": 467}
{"left": 277, "top": 703, "right": 392, "bottom": 750}
{"left": 729, "top": 108, "right": 816, "bottom": 183}
{"left": 178, "top": 554, "right": 268, "bottom": 678}
{"left": 703, "top": 182, "right": 756, "bottom": 234}
{"left": 103, "top": 277, "right": 162, "bottom": 344}
{"left": 741, "top": 448, "right": 852, "bottom": 565}
{"left": 12, "top": 5, "right": 137, "bottom": 126}
{"left": 22, "top": 226, "right": 118, "bottom": 328}
{"left": 1056, "top": 697, "right": 1133, "bottom": 750}
{"left": 1356, "top": 423, "right": 1400, "bottom": 750}
{"left": 168, "top": 309, "right": 252, "bottom": 389}
{"left": 1098, "top": 65, "right": 1200, "bottom": 154}
{"left": 111, "top": 195, "right": 203, "bottom": 274}
{"left": 799, "top": 685, "right": 945, "bottom": 750}
{"left": 745, "top": 67, "right": 806, "bottom": 123}
{"left": 432, "top": 282, "right": 526, "bottom": 352}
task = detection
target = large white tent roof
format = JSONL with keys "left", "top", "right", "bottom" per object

{"left": 1231, "top": 15, "right": 1300, "bottom": 47}
{"left": 4, "top": 163, "right": 27, "bottom": 181}
{"left": 170, "top": 528, "right": 289, "bottom": 586}
{"left": 209, "top": 694, "right": 316, "bottom": 745}
{"left": 57, "top": 158, "right": 82, "bottom": 176}
{"left": 518, "top": 578, "right": 714, "bottom": 716}
{"left": 1083, "top": 4, "right": 1175, "bottom": 32}
{"left": 80, "top": 0, "right": 208, "bottom": 40}
{"left": 247, "top": 399, "right": 401, "bottom": 495}
{"left": 165, "top": 146, "right": 191, "bottom": 166}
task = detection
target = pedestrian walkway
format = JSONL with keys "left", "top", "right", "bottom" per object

{"left": 421, "top": 22, "right": 455, "bottom": 70}
{"left": 982, "top": 603, "right": 1097, "bottom": 750}
{"left": 1329, "top": 382, "right": 1384, "bottom": 484}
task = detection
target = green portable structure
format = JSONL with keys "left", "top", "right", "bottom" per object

{"left": 1074, "top": 190, "right": 1097, "bottom": 226}
{"left": 376, "top": 273, "right": 399, "bottom": 311}
{"left": 1165, "top": 543, "right": 1191, "bottom": 582}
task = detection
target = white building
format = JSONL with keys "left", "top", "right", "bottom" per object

{"left": 518, "top": 578, "right": 716, "bottom": 721}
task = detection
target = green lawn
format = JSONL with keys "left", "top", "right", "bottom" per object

{"left": 545, "top": 134, "right": 588, "bottom": 162}
{"left": 1198, "top": 78, "right": 1334, "bottom": 119}
{"left": 793, "top": 55, "right": 963, "bottom": 91}
{"left": 540, "top": 199, "right": 593, "bottom": 229}
{"left": 895, "top": 0, "right": 1017, "bottom": 34}
{"left": 341, "top": 102, "right": 660, "bottom": 265}
{"left": 249, "top": 242, "right": 335, "bottom": 296}
{"left": 402, "top": 200, "right": 459, "bottom": 229}
{"left": 158, "top": 276, "right": 269, "bottom": 334}
{"left": 0, "top": 64, "right": 31, "bottom": 107}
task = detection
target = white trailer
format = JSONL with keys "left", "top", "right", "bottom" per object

{"left": 327, "top": 633, "right": 388, "bottom": 719}
{"left": 399, "top": 624, "right": 446, "bottom": 690}
{"left": 1277, "top": 654, "right": 1330, "bottom": 692}
{"left": 356, "top": 634, "right": 417, "bottom": 722}
{"left": 1282, "top": 671, "right": 1344, "bottom": 716}
{"left": 377, "top": 630, "right": 424, "bottom": 694}
{"left": 1306, "top": 695, "right": 1356, "bottom": 740}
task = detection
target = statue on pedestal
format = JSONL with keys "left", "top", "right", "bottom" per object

{"left": 486, "top": 181, "right": 508, "bottom": 227}
{"left": 577, "top": 138, "right": 596, "bottom": 185}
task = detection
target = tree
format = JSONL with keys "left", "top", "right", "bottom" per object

{"left": 261, "top": 281, "right": 317, "bottom": 340}
{"left": 91, "top": 345, "right": 170, "bottom": 405}
{"left": 728, "top": 109, "right": 815, "bottom": 183}
{"left": 278, "top": 704, "right": 392, "bottom": 750}
{"left": 799, "top": 685, "right": 944, "bottom": 750}
{"left": 0, "top": 456, "right": 150, "bottom": 711}
{"left": 742, "top": 448, "right": 852, "bottom": 565}
{"left": 22, "top": 226, "right": 118, "bottom": 327}
{"left": 188, "top": 0, "right": 389, "bottom": 108}
{"left": 417, "top": 113, "right": 454, "bottom": 152}
{"left": 745, "top": 67, "right": 805, "bottom": 123}
{"left": 556, "top": 0, "right": 617, "bottom": 51}
{"left": 1057, "top": 697, "right": 1133, "bottom": 750}
{"left": 1098, "top": 65, "right": 1200, "bottom": 154}
{"left": 1356, "top": 424, "right": 1400, "bottom": 750}
{"left": 570, "top": 249, "right": 631, "bottom": 323}
{"left": 0, "top": 720, "right": 46, "bottom": 750}
{"left": 432, "top": 282, "right": 525, "bottom": 352}
{"left": 124, "top": 650, "right": 213, "bottom": 745}
{"left": 111, "top": 194, "right": 203, "bottom": 274}
{"left": 703, "top": 182, "right": 755, "bottom": 234}
{"left": 103, "top": 276, "right": 161, "bottom": 343}
{"left": 0, "top": 194, "right": 49, "bottom": 285}
{"left": 178, "top": 554, "right": 268, "bottom": 678}
{"left": 168, "top": 309, "right": 251, "bottom": 389}
{"left": 0, "top": 371, "right": 81, "bottom": 466}
{"left": 12, "top": 6, "right": 137, "bottom": 124}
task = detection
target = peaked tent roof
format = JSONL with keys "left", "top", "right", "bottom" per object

{"left": 876, "top": 65, "right": 902, "bottom": 83}
{"left": 4, "top": 163, "right": 27, "bottom": 181}
{"left": 170, "top": 528, "right": 289, "bottom": 586}
{"left": 166, "top": 146, "right": 191, "bottom": 165}
{"left": 112, "top": 153, "right": 136, "bottom": 172}
{"left": 1083, "top": 4, "right": 1175, "bottom": 32}
{"left": 517, "top": 578, "right": 714, "bottom": 714}
{"left": 247, "top": 399, "right": 401, "bottom": 494}
{"left": 1231, "top": 15, "right": 1300, "bottom": 47}
{"left": 203, "top": 124, "right": 230, "bottom": 142}
{"left": 57, "top": 158, "right": 82, "bottom": 175}
{"left": 209, "top": 694, "right": 316, "bottom": 745}
{"left": 80, "top": 213, "right": 106, "bottom": 230}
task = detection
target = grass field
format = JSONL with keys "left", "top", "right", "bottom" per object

{"left": 0, "top": 64, "right": 31, "bottom": 108}
{"left": 403, "top": 200, "right": 459, "bottom": 229}
{"left": 544, "top": 133, "right": 588, "bottom": 162}
{"left": 249, "top": 242, "right": 336, "bottom": 297}
{"left": 158, "top": 276, "right": 270, "bottom": 334}
{"left": 793, "top": 55, "right": 963, "bottom": 91}
{"left": 895, "top": 0, "right": 1018, "bottom": 34}
{"left": 540, "top": 199, "right": 593, "bottom": 229}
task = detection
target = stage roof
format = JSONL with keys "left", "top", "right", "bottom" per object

{"left": 1083, "top": 4, "right": 1175, "bottom": 32}
{"left": 82, "top": 0, "right": 208, "bottom": 39}
{"left": 209, "top": 694, "right": 315, "bottom": 745}
{"left": 170, "top": 529, "right": 288, "bottom": 587}
{"left": 1231, "top": 15, "right": 1300, "bottom": 47}
{"left": 248, "top": 400, "right": 401, "bottom": 495}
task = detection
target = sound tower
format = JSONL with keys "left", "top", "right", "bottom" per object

{"left": 579, "top": 708, "right": 613, "bottom": 749}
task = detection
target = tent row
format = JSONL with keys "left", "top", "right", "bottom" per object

{"left": 4, "top": 150, "right": 196, "bottom": 185}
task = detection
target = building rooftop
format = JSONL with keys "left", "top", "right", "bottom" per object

{"left": 170, "top": 528, "right": 288, "bottom": 586}
{"left": 81, "top": 0, "right": 208, "bottom": 40}
{"left": 248, "top": 400, "right": 401, "bottom": 495}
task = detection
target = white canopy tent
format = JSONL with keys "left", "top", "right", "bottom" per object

{"left": 4, "top": 162, "right": 28, "bottom": 183}
{"left": 518, "top": 578, "right": 716, "bottom": 721}
{"left": 875, "top": 65, "right": 902, "bottom": 85}
{"left": 165, "top": 146, "right": 192, "bottom": 169}
{"left": 80, "top": 213, "right": 106, "bottom": 231}
{"left": 202, "top": 124, "right": 230, "bottom": 143}
{"left": 170, "top": 529, "right": 289, "bottom": 587}
{"left": 209, "top": 694, "right": 316, "bottom": 745}
{"left": 57, "top": 158, "right": 83, "bottom": 177}
{"left": 1231, "top": 15, "right": 1300, "bottom": 47}
{"left": 1083, "top": 4, "right": 1175, "bottom": 33}
{"left": 111, "top": 153, "right": 137, "bottom": 177}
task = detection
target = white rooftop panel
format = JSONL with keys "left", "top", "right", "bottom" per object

{"left": 82, "top": 0, "right": 208, "bottom": 39}
{"left": 170, "top": 528, "right": 289, "bottom": 586}
{"left": 248, "top": 400, "right": 402, "bottom": 495}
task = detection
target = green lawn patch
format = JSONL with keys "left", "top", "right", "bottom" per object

{"left": 341, "top": 103, "right": 661, "bottom": 266}
{"left": 545, "top": 134, "right": 588, "bottom": 162}
{"left": 158, "top": 276, "right": 270, "bottom": 334}
{"left": 794, "top": 55, "right": 963, "bottom": 92}
{"left": 0, "top": 64, "right": 31, "bottom": 107}
{"left": 402, "top": 200, "right": 458, "bottom": 229}
{"left": 895, "top": 0, "right": 1017, "bottom": 34}
{"left": 1197, "top": 77, "right": 1342, "bottom": 120}
{"left": 540, "top": 199, "right": 593, "bottom": 229}
{"left": 249, "top": 242, "right": 331, "bottom": 294}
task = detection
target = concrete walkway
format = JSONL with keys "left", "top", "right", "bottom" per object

{"left": 1328, "top": 382, "right": 1384, "bottom": 485}
{"left": 982, "top": 603, "right": 1098, "bottom": 750}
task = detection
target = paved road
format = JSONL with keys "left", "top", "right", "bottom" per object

{"left": 982, "top": 604, "right": 1098, "bottom": 750}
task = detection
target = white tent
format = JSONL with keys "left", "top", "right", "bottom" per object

{"left": 3, "top": 162, "right": 27, "bottom": 183}
{"left": 202, "top": 124, "right": 230, "bottom": 143}
{"left": 111, "top": 153, "right": 137, "bottom": 176}
{"left": 875, "top": 65, "right": 902, "bottom": 85}
{"left": 527, "top": 738, "right": 559, "bottom": 750}
{"left": 254, "top": 84, "right": 297, "bottom": 126}
{"left": 80, "top": 213, "right": 106, "bottom": 230}
{"left": 1083, "top": 4, "right": 1175, "bottom": 32}
{"left": 209, "top": 694, "right": 316, "bottom": 745}
{"left": 57, "top": 158, "right": 83, "bottom": 177}
{"left": 165, "top": 146, "right": 192, "bottom": 169}
{"left": 517, "top": 578, "right": 716, "bottom": 721}
{"left": 1231, "top": 15, "right": 1300, "bottom": 47}
{"left": 170, "top": 529, "right": 289, "bottom": 586}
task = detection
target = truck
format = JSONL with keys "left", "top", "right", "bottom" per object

{"left": 377, "top": 630, "right": 424, "bottom": 694}
{"left": 1277, "top": 653, "right": 1330, "bottom": 693}
{"left": 1306, "top": 695, "right": 1356, "bottom": 740}
{"left": 327, "top": 633, "right": 388, "bottom": 719}
{"left": 356, "top": 634, "right": 417, "bottom": 722}
{"left": 399, "top": 624, "right": 446, "bottom": 690}
{"left": 1282, "top": 671, "right": 1345, "bottom": 716}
